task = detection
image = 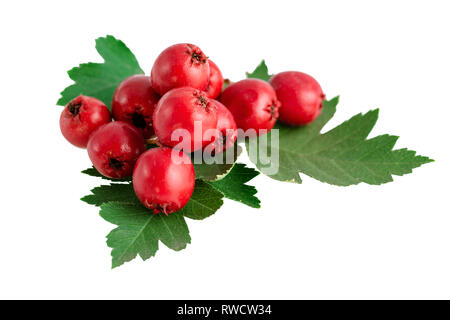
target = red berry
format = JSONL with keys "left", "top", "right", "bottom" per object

{"left": 150, "top": 43, "right": 210, "bottom": 95}
{"left": 133, "top": 147, "right": 195, "bottom": 214}
{"left": 87, "top": 121, "right": 145, "bottom": 179}
{"left": 153, "top": 87, "right": 217, "bottom": 152}
{"left": 209, "top": 100, "right": 237, "bottom": 153}
{"left": 220, "top": 79, "right": 280, "bottom": 135}
{"left": 111, "top": 75, "right": 160, "bottom": 138}
{"left": 59, "top": 95, "right": 111, "bottom": 148}
{"left": 204, "top": 60, "right": 224, "bottom": 99}
{"left": 270, "top": 71, "right": 325, "bottom": 125}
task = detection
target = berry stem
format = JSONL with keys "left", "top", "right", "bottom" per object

{"left": 145, "top": 135, "right": 161, "bottom": 146}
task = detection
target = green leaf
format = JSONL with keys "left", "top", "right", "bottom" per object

{"left": 57, "top": 35, "right": 144, "bottom": 107}
{"left": 100, "top": 202, "right": 190, "bottom": 268}
{"left": 88, "top": 179, "right": 224, "bottom": 267}
{"left": 81, "top": 167, "right": 131, "bottom": 182}
{"left": 180, "top": 180, "right": 224, "bottom": 220}
{"left": 246, "top": 97, "right": 433, "bottom": 186}
{"left": 81, "top": 183, "right": 138, "bottom": 207}
{"left": 193, "top": 145, "right": 242, "bottom": 181}
{"left": 82, "top": 179, "right": 224, "bottom": 220}
{"left": 246, "top": 60, "right": 271, "bottom": 81}
{"left": 208, "top": 163, "right": 261, "bottom": 208}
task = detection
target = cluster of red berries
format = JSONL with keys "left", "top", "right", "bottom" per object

{"left": 60, "top": 43, "right": 325, "bottom": 215}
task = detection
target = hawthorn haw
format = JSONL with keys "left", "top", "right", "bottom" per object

{"left": 59, "top": 95, "right": 111, "bottom": 148}
{"left": 204, "top": 60, "right": 224, "bottom": 99}
{"left": 150, "top": 43, "right": 210, "bottom": 95}
{"left": 133, "top": 147, "right": 195, "bottom": 214}
{"left": 87, "top": 121, "right": 145, "bottom": 179}
{"left": 220, "top": 79, "right": 280, "bottom": 135}
{"left": 153, "top": 87, "right": 217, "bottom": 152}
{"left": 111, "top": 75, "right": 160, "bottom": 138}
{"left": 270, "top": 71, "right": 325, "bottom": 125}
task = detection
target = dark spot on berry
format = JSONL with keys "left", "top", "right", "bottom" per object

{"left": 191, "top": 52, "right": 202, "bottom": 62}
{"left": 193, "top": 91, "right": 210, "bottom": 110}
{"left": 269, "top": 100, "right": 280, "bottom": 120}
{"left": 146, "top": 201, "right": 169, "bottom": 215}
{"left": 198, "top": 95, "right": 209, "bottom": 108}
{"left": 156, "top": 204, "right": 169, "bottom": 215}
{"left": 270, "top": 105, "right": 276, "bottom": 118}
{"left": 109, "top": 158, "right": 124, "bottom": 170}
{"left": 68, "top": 101, "right": 82, "bottom": 116}
{"left": 132, "top": 112, "right": 147, "bottom": 129}
{"left": 186, "top": 45, "right": 207, "bottom": 64}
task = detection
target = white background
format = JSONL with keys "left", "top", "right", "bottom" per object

{"left": 0, "top": 0, "right": 448, "bottom": 299}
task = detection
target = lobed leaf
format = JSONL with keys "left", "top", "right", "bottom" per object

{"left": 81, "top": 167, "right": 132, "bottom": 182}
{"left": 180, "top": 180, "right": 224, "bottom": 220}
{"left": 81, "top": 183, "right": 138, "bottom": 207}
{"left": 83, "top": 179, "right": 224, "bottom": 267}
{"left": 246, "top": 60, "right": 271, "bottom": 81}
{"left": 57, "top": 35, "right": 144, "bottom": 108}
{"left": 245, "top": 97, "right": 433, "bottom": 185}
{"left": 208, "top": 163, "right": 261, "bottom": 208}
{"left": 100, "top": 202, "right": 190, "bottom": 268}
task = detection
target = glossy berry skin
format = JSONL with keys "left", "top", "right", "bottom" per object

{"left": 133, "top": 147, "right": 195, "bottom": 215}
{"left": 210, "top": 100, "right": 237, "bottom": 152}
{"left": 220, "top": 79, "right": 280, "bottom": 135}
{"left": 204, "top": 60, "right": 224, "bottom": 99}
{"left": 153, "top": 87, "right": 217, "bottom": 152}
{"left": 150, "top": 43, "right": 210, "bottom": 95}
{"left": 59, "top": 95, "right": 111, "bottom": 148}
{"left": 270, "top": 71, "right": 325, "bottom": 125}
{"left": 111, "top": 75, "right": 160, "bottom": 138}
{"left": 87, "top": 121, "right": 145, "bottom": 179}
